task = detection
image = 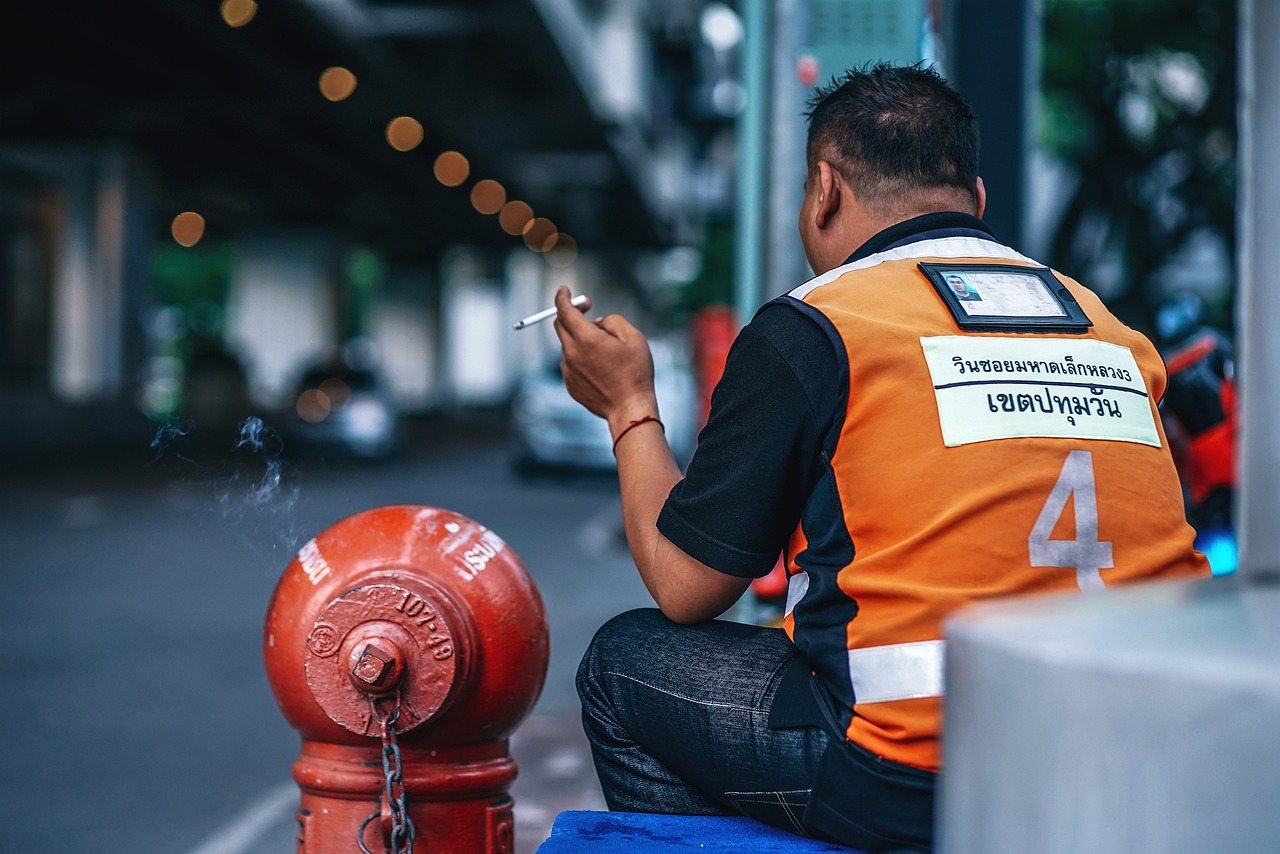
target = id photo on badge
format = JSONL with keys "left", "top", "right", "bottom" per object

{"left": 945, "top": 272, "right": 982, "bottom": 301}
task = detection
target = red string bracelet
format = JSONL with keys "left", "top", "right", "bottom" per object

{"left": 612, "top": 415, "right": 664, "bottom": 455}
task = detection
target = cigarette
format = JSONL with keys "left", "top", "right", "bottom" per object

{"left": 512, "top": 294, "right": 588, "bottom": 330}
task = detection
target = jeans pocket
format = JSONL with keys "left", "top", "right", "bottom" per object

{"left": 724, "top": 788, "right": 812, "bottom": 835}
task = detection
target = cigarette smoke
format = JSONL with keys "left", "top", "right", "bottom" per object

{"left": 232, "top": 416, "right": 290, "bottom": 510}
{"left": 150, "top": 415, "right": 303, "bottom": 554}
{"left": 220, "top": 416, "right": 302, "bottom": 551}
{"left": 149, "top": 419, "right": 194, "bottom": 462}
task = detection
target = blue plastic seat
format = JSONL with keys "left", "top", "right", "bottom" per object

{"left": 536, "top": 810, "right": 867, "bottom": 852}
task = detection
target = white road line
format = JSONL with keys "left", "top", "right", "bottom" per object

{"left": 186, "top": 782, "right": 297, "bottom": 854}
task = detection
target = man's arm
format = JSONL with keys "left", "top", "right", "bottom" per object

{"left": 552, "top": 287, "right": 750, "bottom": 624}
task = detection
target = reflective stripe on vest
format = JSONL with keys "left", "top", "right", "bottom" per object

{"left": 848, "top": 640, "right": 946, "bottom": 704}
{"left": 790, "top": 236, "right": 1036, "bottom": 301}
{"left": 784, "top": 569, "right": 809, "bottom": 617}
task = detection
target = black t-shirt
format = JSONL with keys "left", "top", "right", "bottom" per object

{"left": 657, "top": 212, "right": 998, "bottom": 580}
{"left": 656, "top": 303, "right": 838, "bottom": 577}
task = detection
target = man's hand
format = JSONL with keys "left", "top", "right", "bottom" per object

{"left": 553, "top": 286, "right": 659, "bottom": 432}
{"left": 549, "top": 285, "right": 748, "bottom": 623}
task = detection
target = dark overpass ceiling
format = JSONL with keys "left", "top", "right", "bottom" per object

{"left": 0, "top": 0, "right": 668, "bottom": 262}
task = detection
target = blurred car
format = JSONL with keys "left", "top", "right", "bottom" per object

{"left": 281, "top": 345, "right": 403, "bottom": 460}
{"left": 511, "top": 340, "right": 698, "bottom": 473}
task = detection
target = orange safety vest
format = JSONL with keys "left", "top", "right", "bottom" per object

{"left": 780, "top": 235, "right": 1210, "bottom": 772}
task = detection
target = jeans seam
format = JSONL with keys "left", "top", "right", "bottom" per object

{"left": 595, "top": 669, "right": 771, "bottom": 716}
{"left": 778, "top": 790, "right": 806, "bottom": 834}
{"left": 725, "top": 790, "right": 810, "bottom": 835}
{"left": 725, "top": 792, "right": 808, "bottom": 805}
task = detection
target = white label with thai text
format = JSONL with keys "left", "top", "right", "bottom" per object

{"left": 919, "top": 336, "right": 1161, "bottom": 448}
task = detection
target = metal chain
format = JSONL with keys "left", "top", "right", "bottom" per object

{"left": 358, "top": 697, "right": 416, "bottom": 854}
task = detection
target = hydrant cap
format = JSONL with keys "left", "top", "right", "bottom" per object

{"left": 264, "top": 505, "right": 549, "bottom": 745}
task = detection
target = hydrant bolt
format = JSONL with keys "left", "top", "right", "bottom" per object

{"left": 354, "top": 647, "right": 388, "bottom": 684}
{"left": 349, "top": 639, "right": 403, "bottom": 693}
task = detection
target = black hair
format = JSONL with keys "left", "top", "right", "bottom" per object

{"left": 805, "top": 62, "right": 980, "bottom": 210}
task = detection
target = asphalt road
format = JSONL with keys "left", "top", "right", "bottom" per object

{"left": 0, "top": 425, "right": 653, "bottom": 853}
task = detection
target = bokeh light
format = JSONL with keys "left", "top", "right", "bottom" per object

{"left": 498, "top": 200, "right": 534, "bottom": 236}
{"left": 296, "top": 379, "right": 352, "bottom": 423}
{"left": 319, "top": 377, "right": 351, "bottom": 410}
{"left": 296, "top": 389, "right": 330, "bottom": 423}
{"left": 433, "top": 151, "right": 470, "bottom": 187}
{"left": 171, "top": 212, "right": 206, "bottom": 247}
{"left": 319, "top": 67, "right": 357, "bottom": 102}
{"left": 522, "top": 217, "right": 557, "bottom": 252}
{"left": 221, "top": 0, "right": 257, "bottom": 27}
{"left": 470, "top": 179, "right": 506, "bottom": 214}
{"left": 386, "top": 116, "right": 424, "bottom": 152}
{"left": 547, "top": 234, "right": 578, "bottom": 267}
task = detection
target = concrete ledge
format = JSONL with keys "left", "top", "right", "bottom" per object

{"left": 535, "top": 810, "right": 866, "bottom": 852}
{"left": 940, "top": 577, "right": 1280, "bottom": 854}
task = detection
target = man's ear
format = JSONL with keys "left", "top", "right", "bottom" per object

{"left": 974, "top": 176, "right": 987, "bottom": 218}
{"left": 814, "top": 160, "right": 841, "bottom": 228}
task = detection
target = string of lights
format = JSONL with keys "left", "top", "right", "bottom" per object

{"left": 169, "top": 0, "right": 577, "bottom": 268}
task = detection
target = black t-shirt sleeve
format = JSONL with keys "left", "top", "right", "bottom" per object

{"left": 657, "top": 300, "right": 840, "bottom": 578}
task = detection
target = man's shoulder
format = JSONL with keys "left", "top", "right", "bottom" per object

{"left": 751, "top": 296, "right": 824, "bottom": 332}
{"left": 744, "top": 298, "right": 840, "bottom": 363}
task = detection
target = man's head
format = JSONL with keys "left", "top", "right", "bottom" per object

{"left": 807, "top": 61, "right": 981, "bottom": 215}
{"left": 798, "top": 62, "right": 985, "bottom": 273}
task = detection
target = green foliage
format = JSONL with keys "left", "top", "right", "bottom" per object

{"left": 342, "top": 246, "right": 386, "bottom": 339}
{"left": 680, "top": 219, "right": 735, "bottom": 315}
{"left": 151, "top": 242, "right": 232, "bottom": 306}
{"left": 150, "top": 242, "right": 234, "bottom": 340}
{"left": 1040, "top": 0, "right": 1236, "bottom": 331}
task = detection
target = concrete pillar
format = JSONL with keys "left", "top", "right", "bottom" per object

{"left": 368, "top": 265, "right": 437, "bottom": 412}
{"left": 44, "top": 146, "right": 142, "bottom": 402}
{"left": 763, "top": 0, "right": 813, "bottom": 303}
{"left": 1235, "top": 0, "right": 1280, "bottom": 581}
{"left": 224, "top": 229, "right": 341, "bottom": 409}
{"left": 950, "top": 0, "right": 1035, "bottom": 249}
{"left": 440, "top": 248, "right": 507, "bottom": 407}
{"left": 506, "top": 250, "right": 550, "bottom": 381}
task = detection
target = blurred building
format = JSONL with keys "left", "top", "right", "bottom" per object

{"left": 0, "top": 0, "right": 743, "bottom": 455}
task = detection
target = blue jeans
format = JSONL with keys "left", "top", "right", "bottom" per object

{"left": 576, "top": 608, "right": 830, "bottom": 836}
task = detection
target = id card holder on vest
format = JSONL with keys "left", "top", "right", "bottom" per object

{"left": 920, "top": 262, "right": 1092, "bottom": 334}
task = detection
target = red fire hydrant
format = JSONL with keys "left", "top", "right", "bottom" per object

{"left": 263, "top": 505, "right": 549, "bottom": 854}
